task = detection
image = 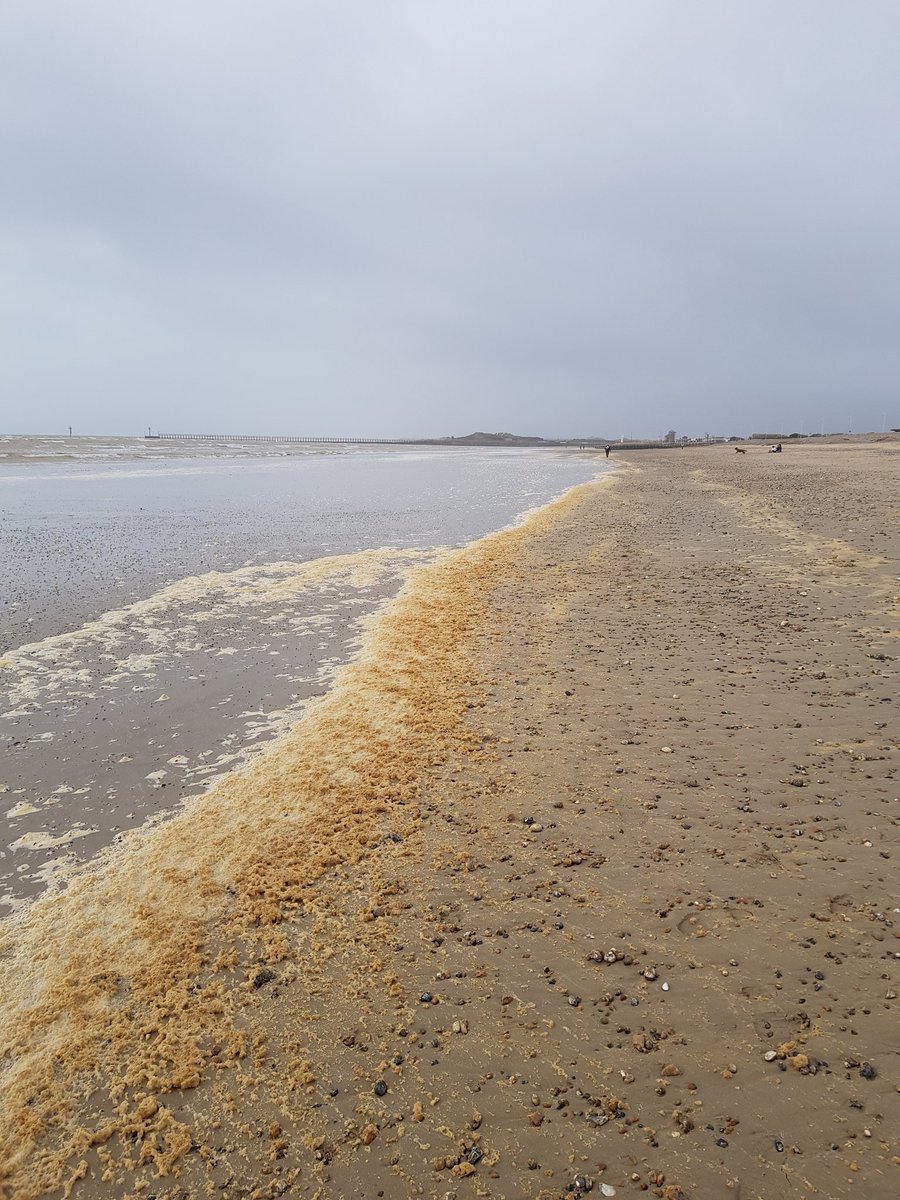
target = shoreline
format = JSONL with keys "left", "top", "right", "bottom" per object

{"left": 0, "top": 450, "right": 606, "bottom": 914}
{"left": 0, "top": 443, "right": 599, "bottom": 652}
{"left": 2, "top": 430, "right": 897, "bottom": 468}
{"left": 0, "top": 445, "right": 897, "bottom": 1199}
{"left": 0, "top": 550, "right": 429, "bottom": 915}
{"left": 0, "top": 436, "right": 606, "bottom": 466}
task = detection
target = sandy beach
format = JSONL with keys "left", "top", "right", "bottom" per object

{"left": 0, "top": 439, "right": 897, "bottom": 1200}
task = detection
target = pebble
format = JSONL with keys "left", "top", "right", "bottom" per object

{"left": 600, "top": 1185, "right": 617, "bottom": 1198}
{"left": 373, "top": 1080, "right": 388, "bottom": 1096}
{"left": 859, "top": 1063, "right": 877, "bottom": 1080}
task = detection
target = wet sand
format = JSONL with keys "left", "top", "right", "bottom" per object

{"left": 0, "top": 440, "right": 897, "bottom": 1199}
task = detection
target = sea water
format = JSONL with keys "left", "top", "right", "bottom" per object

{"left": 0, "top": 443, "right": 600, "bottom": 648}
{"left": 0, "top": 442, "right": 604, "bottom": 910}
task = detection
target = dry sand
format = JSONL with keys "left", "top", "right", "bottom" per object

{"left": 0, "top": 440, "right": 897, "bottom": 1200}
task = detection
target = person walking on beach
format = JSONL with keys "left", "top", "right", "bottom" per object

{"left": 605, "top": 445, "right": 611, "bottom": 458}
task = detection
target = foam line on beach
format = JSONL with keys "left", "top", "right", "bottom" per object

{"left": 0, "top": 548, "right": 434, "bottom": 913}
{"left": 0, "top": 472, "right": 615, "bottom": 1198}
{"left": 0, "top": 548, "right": 430, "bottom": 691}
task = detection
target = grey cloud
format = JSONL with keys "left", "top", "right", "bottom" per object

{"left": 2, "top": 1, "right": 899, "bottom": 437}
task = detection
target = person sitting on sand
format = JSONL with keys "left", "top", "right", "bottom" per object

{"left": 769, "top": 442, "right": 782, "bottom": 453}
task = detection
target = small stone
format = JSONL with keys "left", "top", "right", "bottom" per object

{"left": 600, "top": 1185, "right": 617, "bottom": 1198}
{"left": 764, "top": 1051, "right": 778, "bottom": 1062}
{"left": 452, "top": 1162, "right": 475, "bottom": 1178}
{"left": 774, "top": 1140, "right": 785, "bottom": 1153}
{"left": 420, "top": 992, "right": 433, "bottom": 1004}
{"left": 529, "top": 1111, "right": 544, "bottom": 1127}
{"left": 467, "top": 1146, "right": 483, "bottom": 1165}
{"left": 860, "top": 1062, "right": 877, "bottom": 1080}
{"left": 643, "top": 968, "right": 658, "bottom": 981}
{"left": 661, "top": 746, "right": 673, "bottom": 754}
{"left": 253, "top": 969, "right": 275, "bottom": 989}
{"left": 360, "top": 1124, "right": 378, "bottom": 1145}
{"left": 661, "top": 982, "right": 670, "bottom": 991}
{"left": 574, "top": 1175, "right": 593, "bottom": 1192}
{"left": 373, "top": 1080, "right": 388, "bottom": 1096}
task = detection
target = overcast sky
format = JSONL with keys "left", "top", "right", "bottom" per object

{"left": 2, "top": 2, "right": 898, "bottom": 439}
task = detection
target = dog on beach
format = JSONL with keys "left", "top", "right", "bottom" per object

{"left": 734, "top": 447, "right": 747, "bottom": 454}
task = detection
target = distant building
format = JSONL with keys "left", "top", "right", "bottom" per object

{"left": 663, "top": 430, "right": 676, "bottom": 444}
